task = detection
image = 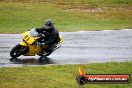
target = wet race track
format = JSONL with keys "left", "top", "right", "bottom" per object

{"left": 0, "top": 29, "right": 132, "bottom": 67}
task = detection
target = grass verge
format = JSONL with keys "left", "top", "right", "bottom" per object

{"left": 0, "top": 61, "right": 132, "bottom": 88}
{"left": 0, "top": 0, "right": 132, "bottom": 33}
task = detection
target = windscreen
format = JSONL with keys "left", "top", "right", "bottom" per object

{"left": 29, "top": 28, "right": 40, "bottom": 37}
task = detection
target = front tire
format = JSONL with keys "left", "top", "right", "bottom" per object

{"left": 10, "top": 44, "right": 25, "bottom": 58}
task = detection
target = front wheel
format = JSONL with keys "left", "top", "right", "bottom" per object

{"left": 10, "top": 44, "right": 26, "bottom": 58}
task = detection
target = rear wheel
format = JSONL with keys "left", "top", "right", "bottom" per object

{"left": 10, "top": 44, "right": 28, "bottom": 58}
{"left": 44, "top": 51, "right": 52, "bottom": 56}
{"left": 38, "top": 51, "right": 52, "bottom": 57}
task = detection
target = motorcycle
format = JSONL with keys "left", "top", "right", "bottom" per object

{"left": 10, "top": 29, "right": 63, "bottom": 58}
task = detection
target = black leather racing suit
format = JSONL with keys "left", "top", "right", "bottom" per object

{"left": 35, "top": 27, "right": 60, "bottom": 52}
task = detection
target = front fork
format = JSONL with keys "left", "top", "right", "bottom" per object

{"left": 20, "top": 41, "right": 29, "bottom": 54}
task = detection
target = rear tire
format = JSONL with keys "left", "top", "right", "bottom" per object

{"left": 38, "top": 51, "right": 52, "bottom": 57}
{"left": 10, "top": 44, "right": 24, "bottom": 58}
{"left": 44, "top": 51, "right": 52, "bottom": 57}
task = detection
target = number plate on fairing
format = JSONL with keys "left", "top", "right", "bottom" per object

{"left": 22, "top": 31, "right": 35, "bottom": 44}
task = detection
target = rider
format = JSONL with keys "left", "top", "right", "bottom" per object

{"left": 35, "top": 19, "right": 60, "bottom": 56}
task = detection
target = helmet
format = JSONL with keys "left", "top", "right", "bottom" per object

{"left": 44, "top": 19, "right": 54, "bottom": 29}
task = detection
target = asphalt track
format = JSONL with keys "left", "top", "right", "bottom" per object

{"left": 0, "top": 29, "right": 132, "bottom": 67}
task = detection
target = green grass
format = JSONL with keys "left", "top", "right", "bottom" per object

{"left": 0, "top": 0, "right": 132, "bottom": 33}
{"left": 0, "top": 61, "right": 132, "bottom": 88}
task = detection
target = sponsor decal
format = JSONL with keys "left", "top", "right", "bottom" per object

{"left": 76, "top": 65, "right": 131, "bottom": 85}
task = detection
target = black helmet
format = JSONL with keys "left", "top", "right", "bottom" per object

{"left": 44, "top": 19, "right": 54, "bottom": 29}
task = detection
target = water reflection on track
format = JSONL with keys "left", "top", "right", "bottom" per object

{"left": 9, "top": 57, "right": 54, "bottom": 65}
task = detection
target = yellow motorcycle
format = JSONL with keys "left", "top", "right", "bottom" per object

{"left": 10, "top": 30, "right": 63, "bottom": 58}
